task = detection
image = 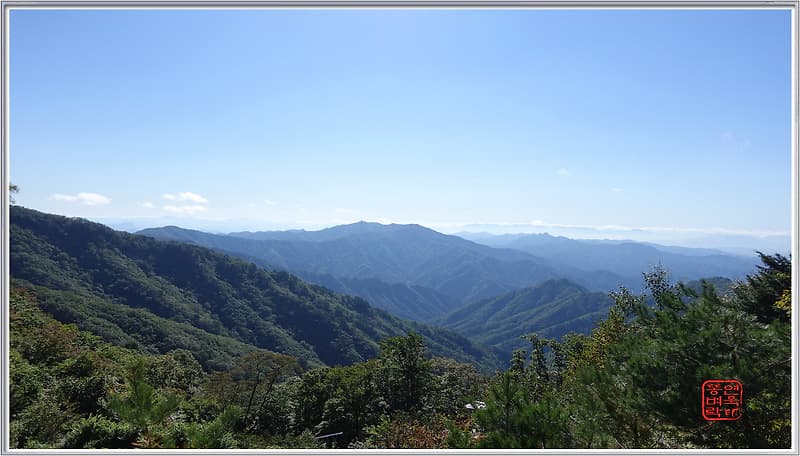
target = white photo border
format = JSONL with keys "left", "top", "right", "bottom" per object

{"left": 0, "top": 2, "right": 796, "bottom": 454}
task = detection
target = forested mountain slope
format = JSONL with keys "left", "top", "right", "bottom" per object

{"left": 438, "top": 279, "right": 614, "bottom": 353}
{"left": 10, "top": 206, "right": 500, "bottom": 371}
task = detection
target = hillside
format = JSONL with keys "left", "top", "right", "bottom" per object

{"left": 10, "top": 280, "right": 261, "bottom": 371}
{"left": 297, "top": 271, "right": 460, "bottom": 322}
{"left": 10, "top": 206, "right": 500, "bottom": 371}
{"left": 437, "top": 279, "right": 614, "bottom": 354}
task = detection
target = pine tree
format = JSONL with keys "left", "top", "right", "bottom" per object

{"left": 109, "top": 359, "right": 178, "bottom": 448}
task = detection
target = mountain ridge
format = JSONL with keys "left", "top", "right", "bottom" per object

{"left": 137, "top": 223, "right": 632, "bottom": 313}
{"left": 458, "top": 231, "right": 757, "bottom": 283}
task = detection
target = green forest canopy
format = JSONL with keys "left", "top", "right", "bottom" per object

{"left": 9, "top": 252, "right": 791, "bottom": 449}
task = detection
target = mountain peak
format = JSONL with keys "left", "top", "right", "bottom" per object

{"left": 320, "top": 220, "right": 440, "bottom": 237}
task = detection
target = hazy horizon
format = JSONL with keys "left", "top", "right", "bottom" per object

{"left": 17, "top": 209, "right": 777, "bottom": 256}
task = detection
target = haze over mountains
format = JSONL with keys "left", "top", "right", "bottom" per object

{"left": 454, "top": 223, "right": 790, "bottom": 256}
{"left": 459, "top": 232, "right": 757, "bottom": 283}
{"left": 138, "top": 222, "right": 758, "bottom": 322}
{"left": 96, "top": 216, "right": 789, "bottom": 258}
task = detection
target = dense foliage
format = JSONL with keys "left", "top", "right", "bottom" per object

{"left": 457, "top": 253, "right": 791, "bottom": 449}
{"left": 10, "top": 289, "right": 483, "bottom": 449}
{"left": 10, "top": 252, "right": 790, "bottom": 449}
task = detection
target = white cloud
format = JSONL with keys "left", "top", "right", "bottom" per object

{"left": 557, "top": 168, "right": 572, "bottom": 177}
{"left": 138, "top": 201, "right": 155, "bottom": 209}
{"left": 50, "top": 192, "right": 111, "bottom": 206}
{"left": 162, "top": 192, "right": 208, "bottom": 203}
{"left": 611, "top": 187, "right": 624, "bottom": 193}
{"left": 163, "top": 205, "right": 208, "bottom": 215}
{"left": 263, "top": 199, "right": 277, "bottom": 206}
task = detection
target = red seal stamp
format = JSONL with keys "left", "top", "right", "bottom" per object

{"left": 702, "top": 379, "right": 743, "bottom": 421}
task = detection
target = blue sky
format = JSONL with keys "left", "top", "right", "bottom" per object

{"left": 9, "top": 8, "right": 793, "bottom": 246}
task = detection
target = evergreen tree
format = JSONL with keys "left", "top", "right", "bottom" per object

{"left": 109, "top": 359, "right": 179, "bottom": 448}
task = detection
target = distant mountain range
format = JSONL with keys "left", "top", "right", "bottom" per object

{"left": 10, "top": 207, "right": 500, "bottom": 371}
{"left": 457, "top": 232, "right": 732, "bottom": 257}
{"left": 98, "top": 216, "right": 789, "bottom": 258}
{"left": 137, "top": 223, "right": 632, "bottom": 319}
{"left": 459, "top": 232, "right": 757, "bottom": 282}
{"left": 137, "top": 222, "right": 758, "bottom": 326}
{"left": 453, "top": 223, "right": 789, "bottom": 256}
